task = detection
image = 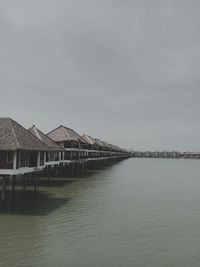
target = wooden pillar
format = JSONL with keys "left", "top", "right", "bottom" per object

{"left": 13, "top": 151, "right": 17, "bottom": 170}
{"left": 11, "top": 175, "right": 15, "bottom": 192}
{"left": 59, "top": 151, "right": 62, "bottom": 162}
{"left": 1, "top": 176, "right": 6, "bottom": 201}
{"left": 37, "top": 151, "right": 40, "bottom": 167}
{"left": 44, "top": 152, "right": 47, "bottom": 165}
{"left": 48, "top": 168, "right": 50, "bottom": 182}
{"left": 71, "top": 163, "right": 74, "bottom": 175}
{"left": 78, "top": 143, "right": 81, "bottom": 160}
{"left": 48, "top": 167, "right": 50, "bottom": 182}
{"left": 82, "top": 162, "right": 85, "bottom": 175}
{"left": 34, "top": 172, "right": 37, "bottom": 192}
{"left": 23, "top": 174, "right": 26, "bottom": 191}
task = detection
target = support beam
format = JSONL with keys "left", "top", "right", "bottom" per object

{"left": 34, "top": 172, "right": 38, "bottom": 192}
{"left": 11, "top": 175, "right": 15, "bottom": 192}
{"left": 23, "top": 174, "right": 26, "bottom": 191}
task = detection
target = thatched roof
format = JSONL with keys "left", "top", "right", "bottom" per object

{"left": 108, "top": 144, "right": 117, "bottom": 151}
{"left": 0, "top": 118, "right": 48, "bottom": 151}
{"left": 47, "top": 125, "right": 86, "bottom": 144}
{"left": 29, "top": 125, "right": 63, "bottom": 151}
{"left": 94, "top": 138, "right": 106, "bottom": 148}
{"left": 102, "top": 141, "right": 112, "bottom": 150}
{"left": 82, "top": 134, "right": 97, "bottom": 145}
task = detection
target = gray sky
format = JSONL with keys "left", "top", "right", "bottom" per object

{"left": 0, "top": 0, "right": 200, "bottom": 151}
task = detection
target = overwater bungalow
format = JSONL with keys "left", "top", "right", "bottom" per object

{"left": 82, "top": 135, "right": 128, "bottom": 159}
{"left": 170, "top": 151, "right": 181, "bottom": 158}
{"left": 94, "top": 138, "right": 108, "bottom": 157}
{"left": 28, "top": 125, "right": 64, "bottom": 166}
{"left": 82, "top": 134, "right": 96, "bottom": 150}
{"left": 112, "top": 145, "right": 128, "bottom": 157}
{"left": 47, "top": 125, "right": 88, "bottom": 161}
{"left": 82, "top": 134, "right": 100, "bottom": 159}
{"left": 0, "top": 118, "right": 48, "bottom": 176}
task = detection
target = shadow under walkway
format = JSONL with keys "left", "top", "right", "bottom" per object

{"left": 0, "top": 190, "right": 70, "bottom": 216}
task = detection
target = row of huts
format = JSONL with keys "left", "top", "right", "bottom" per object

{"left": 0, "top": 118, "right": 130, "bottom": 176}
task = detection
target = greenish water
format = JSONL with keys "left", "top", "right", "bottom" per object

{"left": 0, "top": 158, "right": 200, "bottom": 267}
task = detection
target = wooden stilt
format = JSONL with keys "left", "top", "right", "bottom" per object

{"left": 23, "top": 174, "right": 26, "bottom": 191}
{"left": 34, "top": 172, "right": 37, "bottom": 192}
{"left": 12, "top": 175, "right": 15, "bottom": 192}
{"left": 71, "top": 163, "right": 74, "bottom": 175}
{"left": 34, "top": 183, "right": 37, "bottom": 191}
{"left": 47, "top": 167, "right": 50, "bottom": 182}
{"left": 2, "top": 176, "right": 6, "bottom": 201}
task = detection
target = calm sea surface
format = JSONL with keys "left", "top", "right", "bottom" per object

{"left": 0, "top": 158, "right": 200, "bottom": 267}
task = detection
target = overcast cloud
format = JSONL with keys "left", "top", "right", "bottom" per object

{"left": 0, "top": 0, "right": 200, "bottom": 151}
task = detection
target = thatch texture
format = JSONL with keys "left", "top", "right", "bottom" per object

{"left": 47, "top": 125, "right": 86, "bottom": 144}
{"left": 94, "top": 138, "right": 106, "bottom": 148}
{"left": 0, "top": 118, "right": 48, "bottom": 151}
{"left": 82, "top": 134, "right": 97, "bottom": 145}
{"left": 29, "top": 126, "right": 63, "bottom": 151}
{"left": 101, "top": 141, "right": 112, "bottom": 150}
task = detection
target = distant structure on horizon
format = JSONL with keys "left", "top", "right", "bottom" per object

{"left": 130, "top": 150, "right": 200, "bottom": 159}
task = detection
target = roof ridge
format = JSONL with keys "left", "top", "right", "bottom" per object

{"left": 82, "top": 134, "right": 90, "bottom": 144}
{"left": 62, "top": 126, "right": 71, "bottom": 140}
{"left": 61, "top": 125, "right": 74, "bottom": 131}
{"left": 83, "top": 134, "right": 95, "bottom": 144}
{"left": 36, "top": 127, "right": 63, "bottom": 149}
{"left": 47, "top": 125, "right": 74, "bottom": 135}
{"left": 47, "top": 125, "right": 61, "bottom": 135}
{"left": 32, "top": 126, "right": 42, "bottom": 141}
{"left": 9, "top": 118, "right": 21, "bottom": 149}
{"left": 12, "top": 119, "right": 49, "bottom": 150}
{"left": 67, "top": 127, "right": 85, "bottom": 141}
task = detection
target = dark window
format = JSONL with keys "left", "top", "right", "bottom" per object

{"left": 40, "top": 152, "right": 45, "bottom": 166}
{"left": 7, "top": 151, "right": 14, "bottom": 164}
{"left": 49, "top": 152, "right": 55, "bottom": 161}
{"left": 20, "top": 151, "right": 29, "bottom": 167}
{"left": 55, "top": 152, "right": 59, "bottom": 161}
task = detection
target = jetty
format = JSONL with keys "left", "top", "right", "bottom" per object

{"left": 0, "top": 118, "right": 130, "bottom": 200}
